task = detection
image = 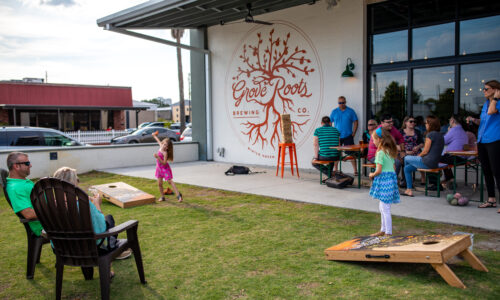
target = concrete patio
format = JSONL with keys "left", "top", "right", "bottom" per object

{"left": 102, "top": 161, "right": 500, "bottom": 232}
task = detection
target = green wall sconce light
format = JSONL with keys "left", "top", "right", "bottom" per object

{"left": 341, "top": 58, "right": 355, "bottom": 77}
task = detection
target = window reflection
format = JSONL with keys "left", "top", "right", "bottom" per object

{"left": 371, "top": 70, "right": 407, "bottom": 127}
{"left": 412, "top": 23, "right": 454, "bottom": 60}
{"left": 372, "top": 30, "right": 408, "bottom": 64}
{"left": 413, "top": 66, "right": 455, "bottom": 127}
{"left": 460, "top": 15, "right": 500, "bottom": 55}
{"left": 460, "top": 62, "right": 500, "bottom": 116}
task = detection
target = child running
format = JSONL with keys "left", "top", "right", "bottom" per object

{"left": 152, "top": 131, "right": 183, "bottom": 202}
{"left": 368, "top": 127, "right": 400, "bottom": 237}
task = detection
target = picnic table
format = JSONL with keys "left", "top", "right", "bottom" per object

{"left": 331, "top": 144, "right": 368, "bottom": 189}
{"left": 446, "top": 150, "right": 483, "bottom": 202}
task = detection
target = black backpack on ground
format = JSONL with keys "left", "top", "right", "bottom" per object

{"left": 225, "top": 165, "right": 250, "bottom": 175}
{"left": 325, "top": 171, "right": 354, "bottom": 189}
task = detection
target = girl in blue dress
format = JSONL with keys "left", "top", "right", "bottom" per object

{"left": 369, "top": 128, "right": 400, "bottom": 236}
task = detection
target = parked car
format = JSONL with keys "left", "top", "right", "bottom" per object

{"left": 137, "top": 122, "right": 152, "bottom": 129}
{"left": 110, "top": 127, "right": 179, "bottom": 144}
{"left": 144, "top": 122, "right": 169, "bottom": 128}
{"left": 125, "top": 128, "right": 137, "bottom": 134}
{"left": 169, "top": 123, "right": 181, "bottom": 131}
{"left": 144, "top": 122, "right": 182, "bottom": 133}
{"left": 0, "top": 126, "right": 85, "bottom": 149}
{"left": 180, "top": 127, "right": 192, "bottom": 142}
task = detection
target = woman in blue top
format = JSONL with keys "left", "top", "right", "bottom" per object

{"left": 467, "top": 80, "right": 500, "bottom": 211}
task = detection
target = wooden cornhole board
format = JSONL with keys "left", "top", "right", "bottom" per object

{"left": 92, "top": 182, "right": 155, "bottom": 208}
{"left": 325, "top": 235, "right": 488, "bottom": 288}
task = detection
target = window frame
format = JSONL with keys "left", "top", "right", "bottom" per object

{"left": 367, "top": 0, "right": 500, "bottom": 121}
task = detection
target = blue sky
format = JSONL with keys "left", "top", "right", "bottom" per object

{"left": 0, "top": 0, "right": 191, "bottom": 101}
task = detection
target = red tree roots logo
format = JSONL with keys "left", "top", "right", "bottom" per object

{"left": 226, "top": 22, "right": 323, "bottom": 160}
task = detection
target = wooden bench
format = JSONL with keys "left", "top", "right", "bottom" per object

{"left": 417, "top": 163, "right": 450, "bottom": 197}
{"left": 312, "top": 160, "right": 335, "bottom": 184}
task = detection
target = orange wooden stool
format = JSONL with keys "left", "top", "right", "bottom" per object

{"left": 276, "top": 143, "right": 299, "bottom": 178}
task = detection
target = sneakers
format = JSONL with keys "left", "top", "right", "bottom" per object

{"left": 116, "top": 248, "right": 132, "bottom": 260}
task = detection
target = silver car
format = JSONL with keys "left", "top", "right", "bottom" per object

{"left": 110, "top": 127, "right": 180, "bottom": 144}
{"left": 0, "top": 126, "right": 84, "bottom": 149}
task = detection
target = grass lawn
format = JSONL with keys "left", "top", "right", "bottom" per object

{"left": 0, "top": 171, "right": 499, "bottom": 299}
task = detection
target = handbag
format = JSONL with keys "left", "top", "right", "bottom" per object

{"left": 325, "top": 171, "right": 354, "bottom": 189}
{"left": 225, "top": 165, "right": 250, "bottom": 175}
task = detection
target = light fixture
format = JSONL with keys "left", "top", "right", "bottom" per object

{"left": 341, "top": 58, "right": 355, "bottom": 77}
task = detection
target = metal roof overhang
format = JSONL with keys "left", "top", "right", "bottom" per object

{"left": 97, "top": 0, "right": 316, "bottom": 30}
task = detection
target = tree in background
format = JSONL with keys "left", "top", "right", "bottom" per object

{"left": 141, "top": 98, "right": 170, "bottom": 107}
{"left": 171, "top": 29, "right": 186, "bottom": 133}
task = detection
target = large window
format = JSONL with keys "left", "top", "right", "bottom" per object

{"left": 372, "top": 30, "right": 408, "bottom": 64}
{"left": 371, "top": 71, "right": 407, "bottom": 127}
{"left": 460, "top": 62, "right": 500, "bottom": 116}
{"left": 460, "top": 15, "right": 500, "bottom": 55}
{"left": 412, "top": 23, "right": 454, "bottom": 60}
{"left": 368, "top": 0, "right": 500, "bottom": 124}
{"left": 413, "top": 66, "right": 455, "bottom": 123}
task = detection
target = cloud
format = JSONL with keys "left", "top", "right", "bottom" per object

{"left": 39, "top": 0, "right": 77, "bottom": 7}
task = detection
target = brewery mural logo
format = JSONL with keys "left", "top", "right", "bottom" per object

{"left": 225, "top": 22, "right": 323, "bottom": 160}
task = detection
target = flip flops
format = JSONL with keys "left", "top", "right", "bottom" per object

{"left": 478, "top": 201, "right": 497, "bottom": 208}
{"left": 401, "top": 192, "right": 414, "bottom": 197}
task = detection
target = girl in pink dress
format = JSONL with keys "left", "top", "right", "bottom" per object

{"left": 152, "top": 131, "right": 183, "bottom": 202}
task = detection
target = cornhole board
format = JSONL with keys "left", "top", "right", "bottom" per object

{"left": 92, "top": 182, "right": 155, "bottom": 208}
{"left": 325, "top": 235, "right": 488, "bottom": 288}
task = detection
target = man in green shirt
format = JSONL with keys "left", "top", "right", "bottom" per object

{"left": 6, "top": 152, "right": 42, "bottom": 236}
{"left": 312, "top": 116, "right": 340, "bottom": 177}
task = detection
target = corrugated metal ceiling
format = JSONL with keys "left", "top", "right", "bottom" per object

{"left": 97, "top": 0, "right": 316, "bottom": 29}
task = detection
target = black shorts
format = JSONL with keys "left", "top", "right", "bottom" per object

{"left": 340, "top": 136, "right": 355, "bottom": 155}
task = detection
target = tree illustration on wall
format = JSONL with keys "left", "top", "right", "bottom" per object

{"left": 231, "top": 29, "right": 315, "bottom": 149}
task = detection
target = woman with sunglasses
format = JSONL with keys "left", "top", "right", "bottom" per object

{"left": 467, "top": 80, "right": 500, "bottom": 211}
{"left": 402, "top": 115, "right": 444, "bottom": 197}
{"left": 399, "top": 116, "right": 425, "bottom": 188}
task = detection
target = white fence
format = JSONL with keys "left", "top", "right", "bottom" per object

{"left": 65, "top": 130, "right": 129, "bottom": 144}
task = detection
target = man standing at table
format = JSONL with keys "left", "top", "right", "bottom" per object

{"left": 330, "top": 96, "right": 359, "bottom": 174}
{"left": 367, "top": 114, "right": 405, "bottom": 180}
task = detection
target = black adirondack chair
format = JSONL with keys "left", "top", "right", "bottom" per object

{"left": 0, "top": 168, "right": 49, "bottom": 279}
{"left": 30, "top": 177, "right": 146, "bottom": 300}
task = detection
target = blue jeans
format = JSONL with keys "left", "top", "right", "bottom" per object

{"left": 404, "top": 156, "right": 429, "bottom": 189}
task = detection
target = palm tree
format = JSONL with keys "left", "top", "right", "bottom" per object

{"left": 171, "top": 28, "right": 186, "bottom": 133}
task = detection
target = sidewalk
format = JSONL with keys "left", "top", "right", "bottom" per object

{"left": 102, "top": 161, "right": 500, "bottom": 231}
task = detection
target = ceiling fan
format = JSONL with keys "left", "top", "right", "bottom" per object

{"left": 220, "top": 3, "right": 273, "bottom": 26}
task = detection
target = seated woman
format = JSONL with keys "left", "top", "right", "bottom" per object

{"left": 362, "top": 119, "right": 378, "bottom": 156}
{"left": 52, "top": 167, "right": 131, "bottom": 265}
{"left": 463, "top": 121, "right": 478, "bottom": 151}
{"left": 439, "top": 115, "right": 468, "bottom": 188}
{"left": 399, "top": 116, "right": 425, "bottom": 187}
{"left": 402, "top": 115, "right": 445, "bottom": 197}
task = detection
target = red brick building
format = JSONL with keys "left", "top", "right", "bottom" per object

{"left": 0, "top": 81, "right": 144, "bottom": 130}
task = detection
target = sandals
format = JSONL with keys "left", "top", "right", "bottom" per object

{"left": 177, "top": 193, "right": 183, "bottom": 203}
{"left": 401, "top": 192, "right": 414, "bottom": 197}
{"left": 157, "top": 196, "right": 166, "bottom": 202}
{"left": 478, "top": 201, "right": 497, "bottom": 208}
{"left": 370, "top": 231, "right": 385, "bottom": 237}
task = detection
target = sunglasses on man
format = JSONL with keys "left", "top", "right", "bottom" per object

{"left": 338, "top": 102, "right": 346, "bottom": 104}
{"left": 15, "top": 161, "right": 31, "bottom": 166}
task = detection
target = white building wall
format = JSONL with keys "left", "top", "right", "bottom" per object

{"left": 208, "top": 0, "right": 365, "bottom": 169}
